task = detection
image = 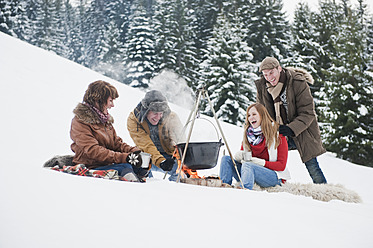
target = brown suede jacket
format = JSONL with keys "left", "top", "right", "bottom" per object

{"left": 70, "top": 103, "right": 139, "bottom": 169}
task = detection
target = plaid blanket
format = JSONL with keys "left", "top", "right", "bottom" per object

{"left": 49, "top": 164, "right": 130, "bottom": 181}
{"left": 49, "top": 164, "right": 128, "bottom": 181}
{"left": 44, "top": 155, "right": 128, "bottom": 181}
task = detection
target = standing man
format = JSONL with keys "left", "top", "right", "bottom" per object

{"left": 255, "top": 57, "right": 327, "bottom": 184}
{"left": 127, "top": 90, "right": 198, "bottom": 181}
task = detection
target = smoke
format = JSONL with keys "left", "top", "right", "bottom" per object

{"left": 148, "top": 69, "right": 195, "bottom": 110}
{"left": 149, "top": 70, "right": 219, "bottom": 143}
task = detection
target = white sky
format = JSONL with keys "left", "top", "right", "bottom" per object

{"left": 283, "top": 0, "right": 373, "bottom": 21}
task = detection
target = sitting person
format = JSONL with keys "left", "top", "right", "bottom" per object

{"left": 70, "top": 80, "right": 150, "bottom": 182}
{"left": 220, "top": 103, "right": 290, "bottom": 189}
{"left": 127, "top": 90, "right": 198, "bottom": 181}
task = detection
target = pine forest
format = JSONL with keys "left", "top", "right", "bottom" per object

{"left": 1, "top": 0, "right": 372, "bottom": 167}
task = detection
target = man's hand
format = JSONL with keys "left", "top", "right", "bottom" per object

{"left": 279, "top": 125, "right": 294, "bottom": 137}
{"left": 160, "top": 158, "right": 175, "bottom": 171}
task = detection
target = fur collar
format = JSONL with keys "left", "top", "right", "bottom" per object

{"left": 73, "top": 103, "right": 114, "bottom": 125}
{"left": 286, "top": 67, "right": 314, "bottom": 85}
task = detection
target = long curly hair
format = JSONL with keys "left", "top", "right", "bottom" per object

{"left": 243, "top": 103, "right": 280, "bottom": 151}
{"left": 83, "top": 80, "right": 119, "bottom": 112}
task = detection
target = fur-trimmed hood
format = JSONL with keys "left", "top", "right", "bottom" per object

{"left": 134, "top": 90, "right": 171, "bottom": 123}
{"left": 286, "top": 67, "right": 314, "bottom": 85}
{"left": 73, "top": 103, "right": 114, "bottom": 125}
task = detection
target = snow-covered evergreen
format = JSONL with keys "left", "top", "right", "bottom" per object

{"left": 324, "top": 5, "right": 373, "bottom": 166}
{"left": 201, "top": 11, "right": 256, "bottom": 125}
{"left": 124, "top": 3, "right": 156, "bottom": 88}
{"left": 244, "top": 0, "right": 291, "bottom": 62}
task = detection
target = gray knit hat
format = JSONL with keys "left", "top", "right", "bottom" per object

{"left": 259, "top": 57, "right": 280, "bottom": 72}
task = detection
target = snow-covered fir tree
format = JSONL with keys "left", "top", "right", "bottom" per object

{"left": 82, "top": 0, "right": 108, "bottom": 68}
{"left": 53, "top": 0, "right": 73, "bottom": 59}
{"left": 244, "top": 0, "right": 291, "bottom": 63}
{"left": 68, "top": 0, "right": 87, "bottom": 65}
{"left": 201, "top": 11, "right": 256, "bottom": 125}
{"left": 153, "top": 0, "right": 198, "bottom": 89}
{"left": 29, "top": 0, "right": 61, "bottom": 51}
{"left": 106, "top": 0, "right": 133, "bottom": 45}
{"left": 0, "top": 0, "right": 29, "bottom": 39}
{"left": 287, "top": 2, "right": 326, "bottom": 121}
{"left": 312, "top": 0, "right": 344, "bottom": 91}
{"left": 366, "top": 17, "right": 373, "bottom": 69}
{"left": 287, "top": 2, "right": 317, "bottom": 74}
{"left": 323, "top": 5, "right": 373, "bottom": 167}
{"left": 94, "top": 20, "right": 126, "bottom": 83}
{"left": 153, "top": 0, "right": 177, "bottom": 76}
{"left": 124, "top": 3, "right": 156, "bottom": 88}
{"left": 188, "top": 0, "right": 221, "bottom": 68}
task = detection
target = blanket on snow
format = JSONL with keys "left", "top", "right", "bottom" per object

{"left": 43, "top": 155, "right": 126, "bottom": 181}
{"left": 252, "top": 182, "right": 362, "bottom": 203}
{"left": 181, "top": 177, "right": 361, "bottom": 203}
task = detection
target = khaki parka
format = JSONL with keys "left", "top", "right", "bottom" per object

{"left": 255, "top": 67, "right": 326, "bottom": 163}
{"left": 127, "top": 106, "right": 183, "bottom": 168}
{"left": 70, "top": 103, "right": 138, "bottom": 169}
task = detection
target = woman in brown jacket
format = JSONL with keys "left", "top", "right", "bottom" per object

{"left": 70, "top": 80, "right": 149, "bottom": 182}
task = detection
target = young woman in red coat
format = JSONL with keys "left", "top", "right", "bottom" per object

{"left": 220, "top": 103, "right": 290, "bottom": 189}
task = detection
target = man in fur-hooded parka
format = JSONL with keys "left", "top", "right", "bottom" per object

{"left": 127, "top": 90, "right": 183, "bottom": 168}
{"left": 255, "top": 57, "right": 326, "bottom": 165}
{"left": 70, "top": 102, "right": 138, "bottom": 169}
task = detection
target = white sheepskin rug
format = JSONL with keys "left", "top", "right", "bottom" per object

{"left": 252, "top": 183, "right": 362, "bottom": 203}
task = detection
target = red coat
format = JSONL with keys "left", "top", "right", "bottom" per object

{"left": 242, "top": 135, "right": 288, "bottom": 172}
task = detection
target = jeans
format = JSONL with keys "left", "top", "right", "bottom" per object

{"left": 219, "top": 155, "right": 281, "bottom": 190}
{"left": 94, "top": 163, "right": 149, "bottom": 178}
{"left": 287, "top": 138, "right": 327, "bottom": 184}
{"left": 150, "top": 158, "right": 179, "bottom": 181}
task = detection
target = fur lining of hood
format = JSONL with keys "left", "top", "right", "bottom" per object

{"left": 134, "top": 102, "right": 171, "bottom": 124}
{"left": 73, "top": 103, "right": 114, "bottom": 125}
{"left": 286, "top": 67, "right": 314, "bottom": 85}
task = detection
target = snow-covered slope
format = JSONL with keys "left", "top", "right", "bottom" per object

{"left": 1, "top": 32, "right": 373, "bottom": 248}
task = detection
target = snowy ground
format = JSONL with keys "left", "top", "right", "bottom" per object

{"left": 1, "top": 32, "right": 373, "bottom": 248}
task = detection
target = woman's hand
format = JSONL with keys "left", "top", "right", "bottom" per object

{"left": 251, "top": 157, "right": 266, "bottom": 166}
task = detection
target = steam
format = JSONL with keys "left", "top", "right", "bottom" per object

{"left": 148, "top": 69, "right": 195, "bottom": 110}
{"left": 150, "top": 70, "right": 220, "bottom": 143}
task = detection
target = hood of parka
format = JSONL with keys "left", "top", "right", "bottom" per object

{"left": 73, "top": 103, "right": 114, "bottom": 125}
{"left": 286, "top": 67, "right": 314, "bottom": 85}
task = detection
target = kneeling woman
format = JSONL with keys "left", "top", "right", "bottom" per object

{"left": 70, "top": 80, "right": 149, "bottom": 182}
{"left": 220, "top": 103, "right": 290, "bottom": 189}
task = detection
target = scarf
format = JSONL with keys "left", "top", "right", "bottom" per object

{"left": 246, "top": 126, "right": 264, "bottom": 146}
{"left": 266, "top": 82, "right": 286, "bottom": 125}
{"left": 83, "top": 102, "right": 111, "bottom": 124}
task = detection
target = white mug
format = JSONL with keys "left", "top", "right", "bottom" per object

{"left": 243, "top": 151, "right": 252, "bottom": 161}
{"left": 140, "top": 152, "right": 151, "bottom": 168}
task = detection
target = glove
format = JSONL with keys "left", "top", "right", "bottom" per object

{"left": 251, "top": 157, "right": 266, "bottom": 167}
{"left": 279, "top": 125, "right": 294, "bottom": 137}
{"left": 234, "top": 151, "right": 252, "bottom": 163}
{"left": 160, "top": 158, "right": 175, "bottom": 171}
{"left": 126, "top": 150, "right": 142, "bottom": 167}
{"left": 234, "top": 151, "right": 245, "bottom": 163}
